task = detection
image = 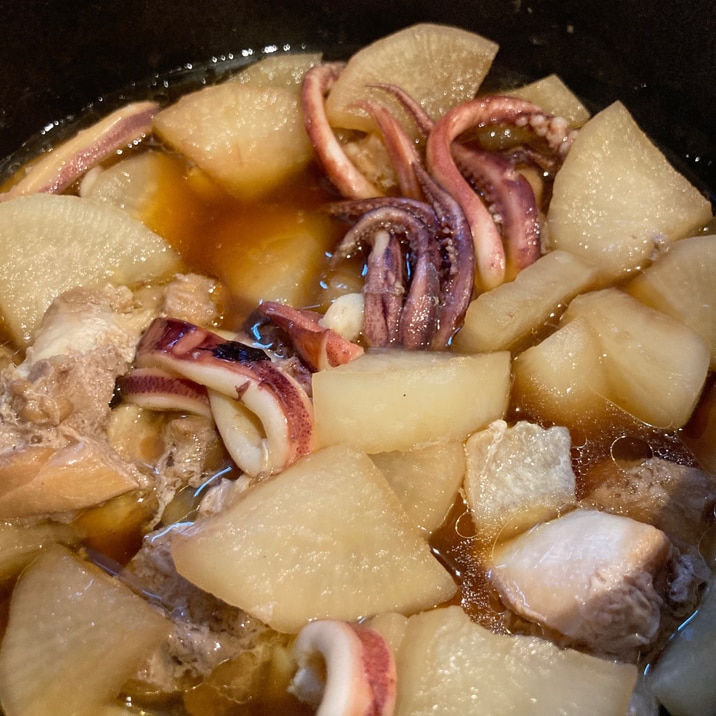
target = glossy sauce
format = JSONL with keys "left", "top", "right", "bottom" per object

{"left": 1, "top": 54, "right": 713, "bottom": 716}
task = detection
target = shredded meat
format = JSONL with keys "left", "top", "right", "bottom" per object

{"left": 123, "top": 525, "right": 274, "bottom": 698}
{"left": 0, "top": 275, "right": 223, "bottom": 524}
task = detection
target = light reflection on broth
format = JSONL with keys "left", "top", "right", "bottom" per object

{"left": 0, "top": 38, "right": 713, "bottom": 716}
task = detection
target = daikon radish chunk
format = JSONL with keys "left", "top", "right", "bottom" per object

{"left": 647, "top": 579, "right": 716, "bottom": 716}
{"left": 0, "top": 193, "right": 180, "bottom": 345}
{"left": 394, "top": 605, "right": 637, "bottom": 716}
{"left": 0, "top": 521, "right": 79, "bottom": 584}
{"left": 153, "top": 82, "right": 313, "bottom": 200}
{"left": 0, "top": 546, "right": 171, "bottom": 716}
{"left": 366, "top": 612, "right": 409, "bottom": 656}
{"left": 371, "top": 441, "right": 465, "bottom": 534}
{"left": 562, "top": 288, "right": 709, "bottom": 428}
{"left": 171, "top": 446, "right": 457, "bottom": 633}
{"left": 453, "top": 250, "right": 598, "bottom": 354}
{"left": 463, "top": 420, "right": 576, "bottom": 543}
{"left": 325, "top": 23, "right": 498, "bottom": 137}
{"left": 313, "top": 349, "right": 510, "bottom": 453}
{"left": 81, "top": 150, "right": 167, "bottom": 218}
{"left": 548, "top": 101, "right": 712, "bottom": 283}
{"left": 512, "top": 315, "right": 612, "bottom": 430}
{"left": 215, "top": 205, "right": 337, "bottom": 315}
{"left": 230, "top": 53, "right": 322, "bottom": 89}
{"left": 627, "top": 233, "right": 716, "bottom": 368}
{"left": 0, "top": 439, "right": 139, "bottom": 518}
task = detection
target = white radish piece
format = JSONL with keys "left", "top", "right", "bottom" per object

{"left": 627, "top": 233, "right": 716, "bottom": 369}
{"left": 0, "top": 521, "right": 79, "bottom": 584}
{"left": 313, "top": 349, "right": 510, "bottom": 454}
{"left": 0, "top": 546, "right": 170, "bottom": 716}
{"left": 0, "top": 193, "right": 180, "bottom": 345}
{"left": 562, "top": 287, "right": 710, "bottom": 429}
{"left": 647, "top": 579, "right": 716, "bottom": 716}
{"left": 325, "top": 23, "right": 498, "bottom": 137}
{"left": 289, "top": 620, "right": 396, "bottom": 716}
{"left": 548, "top": 101, "right": 713, "bottom": 282}
{"left": 453, "top": 249, "right": 598, "bottom": 354}
{"left": 154, "top": 81, "right": 314, "bottom": 199}
{"left": 500, "top": 74, "right": 590, "bottom": 127}
{"left": 371, "top": 442, "right": 465, "bottom": 535}
{"left": 171, "top": 445, "right": 457, "bottom": 633}
{"left": 394, "top": 605, "right": 637, "bottom": 715}
{"left": 230, "top": 52, "right": 322, "bottom": 89}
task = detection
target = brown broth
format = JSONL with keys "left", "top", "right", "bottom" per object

{"left": 0, "top": 51, "right": 713, "bottom": 716}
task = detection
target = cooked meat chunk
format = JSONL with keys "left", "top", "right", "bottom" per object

{"left": 581, "top": 457, "right": 714, "bottom": 623}
{"left": 161, "top": 273, "right": 222, "bottom": 327}
{"left": 124, "top": 524, "right": 274, "bottom": 698}
{"left": 580, "top": 457, "right": 716, "bottom": 555}
{"left": 489, "top": 509, "right": 671, "bottom": 660}
{"left": 0, "top": 437, "right": 140, "bottom": 518}
{"left": 107, "top": 404, "right": 228, "bottom": 525}
{"left": 0, "top": 285, "right": 155, "bottom": 449}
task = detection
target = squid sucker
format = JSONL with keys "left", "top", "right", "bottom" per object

{"left": 302, "top": 64, "right": 577, "bottom": 348}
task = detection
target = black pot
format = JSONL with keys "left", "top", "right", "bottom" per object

{"left": 2, "top": 0, "right": 714, "bottom": 202}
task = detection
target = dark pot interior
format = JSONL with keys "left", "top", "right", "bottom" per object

{"left": 2, "top": 0, "right": 715, "bottom": 202}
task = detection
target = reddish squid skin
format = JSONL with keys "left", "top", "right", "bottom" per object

{"left": 135, "top": 317, "right": 314, "bottom": 467}
{"left": 301, "top": 63, "right": 384, "bottom": 199}
{"left": 118, "top": 366, "right": 212, "bottom": 418}
{"left": 257, "top": 301, "right": 364, "bottom": 371}
{"left": 352, "top": 625, "right": 398, "bottom": 716}
{"left": 1, "top": 101, "right": 159, "bottom": 200}
{"left": 291, "top": 619, "right": 397, "bottom": 716}
{"left": 453, "top": 143, "right": 541, "bottom": 280}
{"left": 427, "top": 94, "right": 576, "bottom": 289}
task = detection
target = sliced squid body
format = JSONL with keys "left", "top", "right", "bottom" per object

{"left": 208, "top": 389, "right": 294, "bottom": 477}
{"left": 489, "top": 509, "right": 671, "bottom": 657}
{"left": 2, "top": 101, "right": 158, "bottom": 200}
{"left": 290, "top": 620, "right": 396, "bottom": 716}
{"left": 134, "top": 317, "right": 313, "bottom": 476}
